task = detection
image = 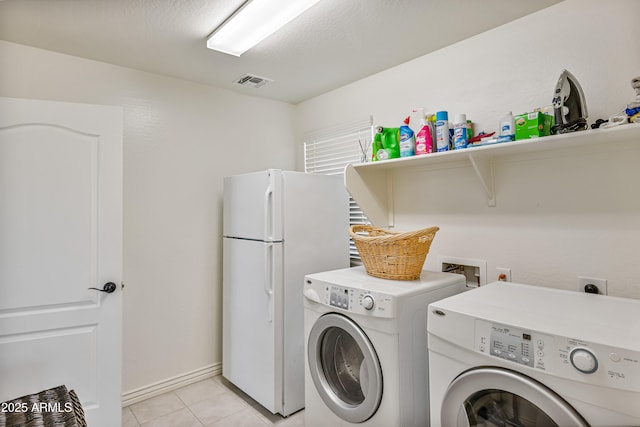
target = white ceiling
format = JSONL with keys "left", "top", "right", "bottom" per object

{"left": 0, "top": 0, "right": 562, "bottom": 104}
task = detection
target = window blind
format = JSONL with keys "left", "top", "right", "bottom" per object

{"left": 303, "top": 117, "right": 373, "bottom": 262}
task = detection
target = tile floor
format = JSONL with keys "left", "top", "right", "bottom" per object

{"left": 123, "top": 376, "right": 305, "bottom": 427}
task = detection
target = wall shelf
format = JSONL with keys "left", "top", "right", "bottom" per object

{"left": 344, "top": 124, "right": 640, "bottom": 227}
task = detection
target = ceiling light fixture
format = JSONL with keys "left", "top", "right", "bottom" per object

{"left": 206, "top": 0, "right": 322, "bottom": 57}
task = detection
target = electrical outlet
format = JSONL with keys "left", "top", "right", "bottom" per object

{"left": 496, "top": 267, "right": 511, "bottom": 282}
{"left": 577, "top": 276, "right": 607, "bottom": 295}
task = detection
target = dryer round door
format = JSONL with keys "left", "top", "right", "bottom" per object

{"left": 441, "top": 367, "right": 589, "bottom": 427}
{"left": 307, "top": 313, "right": 383, "bottom": 423}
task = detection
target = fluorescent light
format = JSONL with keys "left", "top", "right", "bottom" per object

{"left": 206, "top": 0, "right": 322, "bottom": 56}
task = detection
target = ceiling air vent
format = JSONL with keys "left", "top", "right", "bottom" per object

{"left": 234, "top": 74, "right": 273, "bottom": 89}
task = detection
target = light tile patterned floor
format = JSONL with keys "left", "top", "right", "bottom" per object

{"left": 123, "top": 376, "right": 305, "bottom": 427}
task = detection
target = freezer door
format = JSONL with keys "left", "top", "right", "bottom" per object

{"left": 222, "top": 237, "right": 284, "bottom": 414}
{"left": 223, "top": 170, "right": 283, "bottom": 241}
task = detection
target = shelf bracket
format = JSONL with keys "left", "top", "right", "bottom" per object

{"left": 467, "top": 153, "right": 495, "bottom": 206}
{"left": 344, "top": 163, "right": 390, "bottom": 227}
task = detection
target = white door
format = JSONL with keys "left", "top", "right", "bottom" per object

{"left": 440, "top": 367, "right": 589, "bottom": 427}
{"left": 0, "top": 97, "right": 123, "bottom": 426}
{"left": 306, "top": 313, "right": 383, "bottom": 423}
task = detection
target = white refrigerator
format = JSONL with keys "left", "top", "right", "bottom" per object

{"left": 222, "top": 169, "right": 349, "bottom": 416}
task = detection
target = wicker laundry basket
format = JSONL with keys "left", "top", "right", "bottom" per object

{"left": 0, "top": 385, "right": 87, "bottom": 427}
{"left": 349, "top": 225, "right": 439, "bottom": 280}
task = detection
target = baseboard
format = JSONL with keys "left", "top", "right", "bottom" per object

{"left": 121, "top": 363, "right": 222, "bottom": 407}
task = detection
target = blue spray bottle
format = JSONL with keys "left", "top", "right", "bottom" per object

{"left": 399, "top": 116, "right": 415, "bottom": 157}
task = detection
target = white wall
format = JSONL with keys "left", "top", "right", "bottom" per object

{"left": 296, "top": 0, "right": 640, "bottom": 299}
{"left": 0, "top": 40, "right": 297, "bottom": 396}
{"left": 297, "top": 0, "right": 639, "bottom": 136}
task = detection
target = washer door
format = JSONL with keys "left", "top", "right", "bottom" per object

{"left": 307, "top": 313, "right": 383, "bottom": 423}
{"left": 441, "top": 367, "right": 590, "bottom": 427}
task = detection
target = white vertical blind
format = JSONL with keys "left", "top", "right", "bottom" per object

{"left": 303, "top": 117, "right": 373, "bottom": 262}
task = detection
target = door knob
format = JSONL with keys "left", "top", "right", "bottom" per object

{"left": 89, "top": 282, "right": 117, "bottom": 293}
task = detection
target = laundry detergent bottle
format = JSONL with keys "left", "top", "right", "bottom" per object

{"left": 373, "top": 126, "right": 400, "bottom": 161}
{"left": 399, "top": 117, "right": 415, "bottom": 157}
{"left": 413, "top": 108, "right": 434, "bottom": 155}
{"left": 372, "top": 129, "right": 383, "bottom": 162}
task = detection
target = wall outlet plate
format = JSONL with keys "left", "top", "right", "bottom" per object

{"left": 577, "top": 276, "right": 607, "bottom": 295}
{"left": 496, "top": 267, "right": 511, "bottom": 282}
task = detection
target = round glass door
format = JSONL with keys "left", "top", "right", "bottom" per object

{"left": 441, "top": 368, "right": 590, "bottom": 427}
{"left": 307, "top": 313, "right": 383, "bottom": 423}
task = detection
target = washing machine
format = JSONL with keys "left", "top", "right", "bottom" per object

{"left": 303, "top": 266, "right": 466, "bottom": 427}
{"left": 428, "top": 281, "right": 640, "bottom": 427}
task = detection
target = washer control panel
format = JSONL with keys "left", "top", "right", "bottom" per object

{"left": 475, "top": 319, "right": 640, "bottom": 392}
{"left": 325, "top": 285, "right": 394, "bottom": 317}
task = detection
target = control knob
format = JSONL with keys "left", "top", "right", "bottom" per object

{"left": 362, "top": 294, "right": 375, "bottom": 311}
{"left": 570, "top": 348, "right": 598, "bottom": 374}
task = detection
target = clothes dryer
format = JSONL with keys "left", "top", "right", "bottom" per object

{"left": 303, "top": 266, "right": 466, "bottom": 427}
{"left": 428, "top": 281, "right": 640, "bottom": 427}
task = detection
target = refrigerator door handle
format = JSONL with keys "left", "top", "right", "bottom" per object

{"left": 264, "top": 184, "right": 274, "bottom": 241}
{"left": 264, "top": 242, "right": 274, "bottom": 323}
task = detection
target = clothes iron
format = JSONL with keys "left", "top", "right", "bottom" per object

{"left": 551, "top": 69, "right": 588, "bottom": 134}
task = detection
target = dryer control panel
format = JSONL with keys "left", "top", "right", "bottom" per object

{"left": 476, "top": 320, "right": 554, "bottom": 370}
{"left": 475, "top": 319, "right": 640, "bottom": 392}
